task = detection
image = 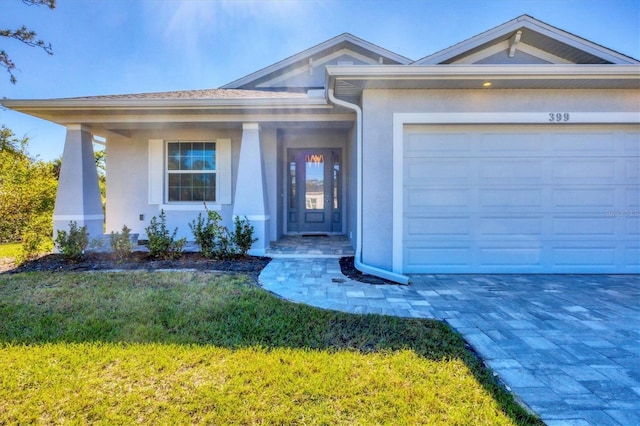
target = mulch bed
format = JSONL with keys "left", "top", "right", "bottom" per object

{"left": 6, "top": 252, "right": 271, "bottom": 277}
{"left": 338, "top": 257, "right": 397, "bottom": 285}
{"left": 5, "top": 253, "right": 396, "bottom": 285}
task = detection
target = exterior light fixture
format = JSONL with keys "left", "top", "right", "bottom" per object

{"left": 482, "top": 81, "right": 492, "bottom": 87}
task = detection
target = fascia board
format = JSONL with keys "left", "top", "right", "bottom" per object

{"left": 222, "top": 33, "right": 411, "bottom": 89}
{"left": 414, "top": 18, "right": 525, "bottom": 64}
{"left": 517, "top": 18, "right": 640, "bottom": 64}
{"left": 327, "top": 64, "right": 640, "bottom": 79}
{"left": 414, "top": 15, "right": 639, "bottom": 65}
{"left": 1, "top": 97, "right": 330, "bottom": 110}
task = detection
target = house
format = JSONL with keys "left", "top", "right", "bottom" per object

{"left": 3, "top": 15, "right": 639, "bottom": 283}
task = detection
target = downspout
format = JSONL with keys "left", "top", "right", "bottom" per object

{"left": 327, "top": 89, "right": 410, "bottom": 285}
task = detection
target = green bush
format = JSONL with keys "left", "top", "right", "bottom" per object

{"left": 110, "top": 225, "right": 132, "bottom": 263}
{"left": 189, "top": 211, "right": 257, "bottom": 259}
{"left": 232, "top": 215, "right": 257, "bottom": 256}
{"left": 189, "top": 210, "right": 231, "bottom": 259}
{"left": 16, "top": 214, "right": 53, "bottom": 264}
{"left": 54, "top": 221, "right": 89, "bottom": 262}
{"left": 145, "top": 210, "right": 185, "bottom": 260}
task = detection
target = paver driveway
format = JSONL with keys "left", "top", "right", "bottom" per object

{"left": 260, "top": 258, "right": 640, "bottom": 426}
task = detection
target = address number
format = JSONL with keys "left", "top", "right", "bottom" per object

{"left": 549, "top": 113, "right": 570, "bottom": 122}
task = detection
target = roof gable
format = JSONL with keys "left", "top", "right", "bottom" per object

{"left": 414, "top": 14, "right": 639, "bottom": 65}
{"left": 222, "top": 33, "right": 411, "bottom": 91}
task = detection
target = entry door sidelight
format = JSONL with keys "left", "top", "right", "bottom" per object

{"left": 287, "top": 148, "right": 342, "bottom": 233}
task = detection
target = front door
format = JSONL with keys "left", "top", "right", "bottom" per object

{"left": 287, "top": 148, "right": 342, "bottom": 233}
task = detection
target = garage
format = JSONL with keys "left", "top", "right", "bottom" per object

{"left": 402, "top": 124, "right": 640, "bottom": 273}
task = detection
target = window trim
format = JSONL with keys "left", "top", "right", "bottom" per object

{"left": 148, "top": 138, "right": 232, "bottom": 211}
{"left": 165, "top": 140, "right": 218, "bottom": 205}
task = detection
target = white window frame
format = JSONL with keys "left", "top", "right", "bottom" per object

{"left": 148, "top": 138, "right": 231, "bottom": 211}
{"left": 165, "top": 140, "right": 218, "bottom": 205}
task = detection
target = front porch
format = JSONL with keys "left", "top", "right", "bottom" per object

{"left": 265, "top": 235, "right": 354, "bottom": 258}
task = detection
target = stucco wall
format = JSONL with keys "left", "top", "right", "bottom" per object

{"left": 360, "top": 88, "right": 640, "bottom": 270}
{"left": 105, "top": 125, "right": 343, "bottom": 245}
{"left": 106, "top": 128, "right": 243, "bottom": 241}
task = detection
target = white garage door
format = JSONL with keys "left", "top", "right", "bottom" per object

{"left": 403, "top": 125, "right": 640, "bottom": 273}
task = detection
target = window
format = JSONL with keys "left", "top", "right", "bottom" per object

{"left": 148, "top": 138, "right": 231, "bottom": 207}
{"left": 167, "top": 141, "right": 216, "bottom": 202}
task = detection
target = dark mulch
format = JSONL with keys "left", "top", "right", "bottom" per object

{"left": 6, "top": 252, "right": 271, "bottom": 279}
{"left": 338, "top": 256, "right": 397, "bottom": 285}
{"left": 5, "top": 253, "right": 397, "bottom": 286}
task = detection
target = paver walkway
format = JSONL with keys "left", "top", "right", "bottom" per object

{"left": 259, "top": 257, "right": 640, "bottom": 426}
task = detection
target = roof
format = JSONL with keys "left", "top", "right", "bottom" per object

{"left": 222, "top": 32, "right": 412, "bottom": 90}
{"left": 64, "top": 88, "right": 309, "bottom": 100}
{"left": 414, "top": 14, "right": 639, "bottom": 65}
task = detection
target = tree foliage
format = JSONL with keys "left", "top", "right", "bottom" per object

{"left": 0, "top": 126, "right": 57, "bottom": 246}
{"left": 1, "top": 0, "right": 56, "bottom": 84}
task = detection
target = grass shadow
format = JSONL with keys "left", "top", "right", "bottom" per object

{"left": 0, "top": 270, "right": 542, "bottom": 424}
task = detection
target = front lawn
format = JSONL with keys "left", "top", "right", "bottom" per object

{"left": 0, "top": 271, "right": 541, "bottom": 425}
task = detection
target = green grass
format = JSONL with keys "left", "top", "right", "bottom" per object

{"left": 0, "top": 271, "right": 542, "bottom": 425}
{"left": 0, "top": 243, "right": 21, "bottom": 259}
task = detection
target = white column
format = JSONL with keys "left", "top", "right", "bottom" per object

{"left": 53, "top": 125, "right": 104, "bottom": 242}
{"left": 233, "top": 123, "right": 270, "bottom": 255}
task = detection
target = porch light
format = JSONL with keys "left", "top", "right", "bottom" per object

{"left": 482, "top": 81, "right": 492, "bottom": 87}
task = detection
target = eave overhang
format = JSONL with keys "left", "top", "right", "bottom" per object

{"left": 0, "top": 97, "right": 351, "bottom": 126}
{"left": 327, "top": 64, "right": 640, "bottom": 98}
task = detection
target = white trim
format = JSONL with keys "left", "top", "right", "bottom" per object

{"left": 53, "top": 214, "right": 104, "bottom": 221}
{"left": 242, "top": 122, "right": 260, "bottom": 131}
{"left": 222, "top": 33, "right": 411, "bottom": 89}
{"left": 217, "top": 138, "right": 232, "bottom": 204}
{"left": 450, "top": 40, "right": 573, "bottom": 65}
{"left": 148, "top": 139, "right": 164, "bottom": 204}
{"left": 258, "top": 48, "right": 383, "bottom": 88}
{"left": 159, "top": 203, "right": 221, "bottom": 212}
{"left": 414, "top": 15, "right": 639, "bottom": 65}
{"left": 66, "top": 124, "right": 91, "bottom": 132}
{"left": 236, "top": 215, "right": 270, "bottom": 221}
{"left": 451, "top": 41, "right": 510, "bottom": 64}
{"left": 516, "top": 43, "right": 573, "bottom": 64}
{"left": 391, "top": 111, "right": 640, "bottom": 273}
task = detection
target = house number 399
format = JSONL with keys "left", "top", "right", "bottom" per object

{"left": 549, "top": 112, "right": 570, "bottom": 122}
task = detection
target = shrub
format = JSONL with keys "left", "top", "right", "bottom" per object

{"left": 54, "top": 221, "right": 89, "bottom": 262}
{"left": 16, "top": 214, "right": 53, "bottom": 264}
{"left": 189, "top": 210, "right": 230, "bottom": 259}
{"left": 110, "top": 225, "right": 132, "bottom": 263}
{"left": 145, "top": 210, "right": 185, "bottom": 260}
{"left": 232, "top": 215, "right": 257, "bottom": 256}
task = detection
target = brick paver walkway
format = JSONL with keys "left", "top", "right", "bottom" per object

{"left": 259, "top": 256, "right": 640, "bottom": 426}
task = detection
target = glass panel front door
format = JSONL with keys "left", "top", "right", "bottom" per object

{"left": 288, "top": 148, "right": 341, "bottom": 233}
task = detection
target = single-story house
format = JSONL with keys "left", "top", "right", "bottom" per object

{"left": 3, "top": 15, "right": 639, "bottom": 283}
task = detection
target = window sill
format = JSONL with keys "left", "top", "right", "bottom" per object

{"left": 159, "top": 203, "right": 222, "bottom": 212}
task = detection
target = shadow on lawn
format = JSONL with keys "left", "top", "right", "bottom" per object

{"left": 0, "top": 271, "right": 542, "bottom": 425}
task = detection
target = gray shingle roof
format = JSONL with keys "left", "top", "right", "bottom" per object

{"left": 66, "top": 88, "right": 309, "bottom": 100}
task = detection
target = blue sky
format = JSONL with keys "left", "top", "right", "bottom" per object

{"left": 1, "top": 0, "right": 639, "bottom": 161}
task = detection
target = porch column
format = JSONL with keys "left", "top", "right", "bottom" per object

{"left": 233, "top": 123, "right": 269, "bottom": 255}
{"left": 53, "top": 125, "right": 104, "bottom": 242}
